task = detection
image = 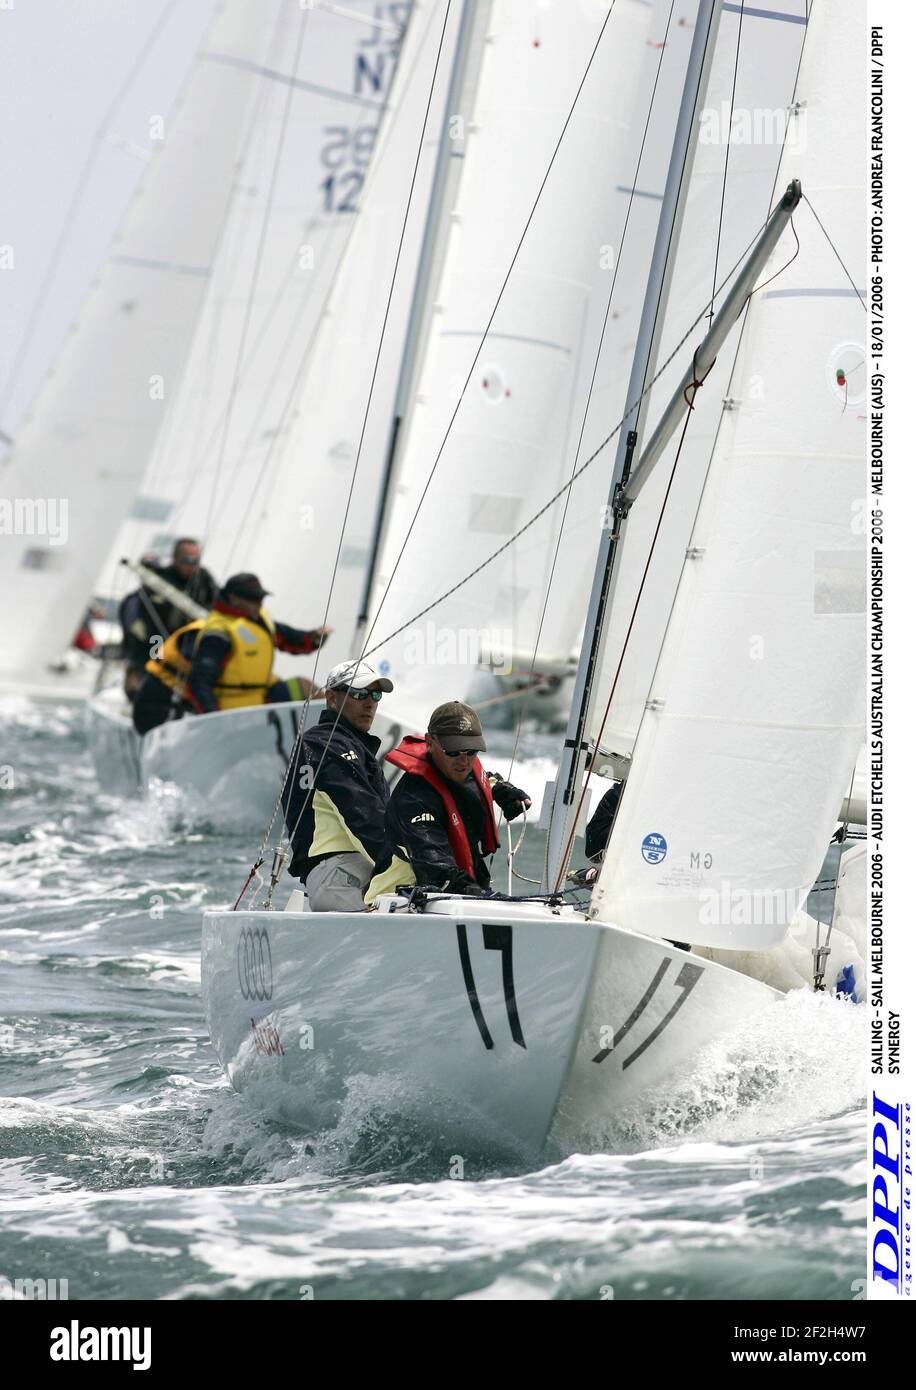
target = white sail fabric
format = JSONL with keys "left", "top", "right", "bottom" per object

{"left": 101, "top": 0, "right": 413, "bottom": 613}
{"left": 590, "top": 0, "right": 866, "bottom": 949}
{"left": 238, "top": 0, "right": 462, "bottom": 677}
{"left": 588, "top": 0, "right": 809, "bottom": 757}
{"left": 0, "top": 0, "right": 271, "bottom": 680}
{"left": 363, "top": 0, "right": 656, "bottom": 726}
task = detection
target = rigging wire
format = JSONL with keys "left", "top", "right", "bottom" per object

{"left": 708, "top": 0, "right": 745, "bottom": 325}
{"left": 747, "top": 214, "right": 800, "bottom": 297}
{"left": 801, "top": 195, "right": 867, "bottom": 309}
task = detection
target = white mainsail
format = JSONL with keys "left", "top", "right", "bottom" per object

{"left": 103, "top": 0, "right": 414, "bottom": 608}
{"left": 237, "top": 0, "right": 465, "bottom": 675}
{"left": 0, "top": 0, "right": 272, "bottom": 682}
{"left": 361, "top": 0, "right": 658, "bottom": 726}
{"left": 588, "top": 0, "right": 810, "bottom": 758}
{"left": 590, "top": 0, "right": 866, "bottom": 948}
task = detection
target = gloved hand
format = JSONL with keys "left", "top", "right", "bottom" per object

{"left": 568, "top": 864, "right": 599, "bottom": 887}
{"left": 488, "top": 774, "right": 531, "bottom": 822}
{"left": 307, "top": 626, "right": 332, "bottom": 650}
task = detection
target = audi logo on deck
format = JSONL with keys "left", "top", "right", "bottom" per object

{"left": 237, "top": 926, "right": 273, "bottom": 1002}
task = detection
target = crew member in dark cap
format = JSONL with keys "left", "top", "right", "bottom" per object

{"left": 365, "top": 701, "right": 531, "bottom": 902}
{"left": 120, "top": 538, "right": 218, "bottom": 699}
{"left": 131, "top": 572, "right": 330, "bottom": 734}
{"left": 284, "top": 660, "right": 394, "bottom": 912}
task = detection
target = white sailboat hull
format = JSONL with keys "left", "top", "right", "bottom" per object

{"left": 87, "top": 688, "right": 406, "bottom": 824}
{"left": 202, "top": 898, "right": 779, "bottom": 1159}
{"left": 0, "top": 655, "right": 101, "bottom": 705}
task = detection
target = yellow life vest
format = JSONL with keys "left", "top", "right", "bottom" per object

{"left": 145, "top": 609, "right": 278, "bottom": 710}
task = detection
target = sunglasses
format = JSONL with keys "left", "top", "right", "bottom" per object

{"left": 439, "top": 745, "right": 478, "bottom": 757}
{"left": 341, "top": 687, "right": 383, "bottom": 702}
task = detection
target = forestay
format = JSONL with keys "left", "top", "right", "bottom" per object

{"left": 590, "top": 0, "right": 867, "bottom": 949}
{"left": 0, "top": 0, "right": 272, "bottom": 680}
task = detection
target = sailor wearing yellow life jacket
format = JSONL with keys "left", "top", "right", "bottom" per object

{"left": 131, "top": 572, "right": 330, "bottom": 735}
{"left": 364, "top": 702, "right": 531, "bottom": 905}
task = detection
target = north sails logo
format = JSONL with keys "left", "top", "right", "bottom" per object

{"left": 641, "top": 832, "right": 667, "bottom": 865}
{"left": 50, "top": 1320, "right": 151, "bottom": 1370}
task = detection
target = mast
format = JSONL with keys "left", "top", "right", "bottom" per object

{"left": 586, "top": 0, "right": 865, "bottom": 942}
{"left": 544, "top": 0, "right": 726, "bottom": 889}
{"left": 353, "top": 0, "right": 484, "bottom": 646}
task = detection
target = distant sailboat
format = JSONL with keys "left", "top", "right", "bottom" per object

{"left": 203, "top": 0, "right": 865, "bottom": 1157}
{"left": 0, "top": 0, "right": 275, "bottom": 700}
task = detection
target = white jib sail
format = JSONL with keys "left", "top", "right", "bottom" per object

{"left": 588, "top": 0, "right": 810, "bottom": 760}
{"left": 0, "top": 0, "right": 273, "bottom": 681}
{"left": 590, "top": 0, "right": 867, "bottom": 950}
{"left": 362, "top": 0, "right": 656, "bottom": 727}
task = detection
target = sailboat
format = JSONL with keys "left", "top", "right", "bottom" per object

{"left": 202, "top": 0, "right": 865, "bottom": 1157}
{"left": 86, "top": 0, "right": 446, "bottom": 809}
{"left": 0, "top": 0, "right": 278, "bottom": 702}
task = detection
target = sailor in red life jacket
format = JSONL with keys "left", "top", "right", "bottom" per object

{"left": 364, "top": 701, "right": 531, "bottom": 903}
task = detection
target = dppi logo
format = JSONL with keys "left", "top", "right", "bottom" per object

{"left": 872, "top": 1091, "right": 905, "bottom": 1293}
{"left": 237, "top": 927, "right": 273, "bottom": 1002}
{"left": 641, "top": 832, "right": 667, "bottom": 865}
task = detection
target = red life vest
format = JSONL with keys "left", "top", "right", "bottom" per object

{"left": 385, "top": 736, "right": 500, "bottom": 878}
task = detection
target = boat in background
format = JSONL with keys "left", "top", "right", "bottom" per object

{"left": 0, "top": 1, "right": 274, "bottom": 700}
{"left": 88, "top": 682, "right": 406, "bottom": 819}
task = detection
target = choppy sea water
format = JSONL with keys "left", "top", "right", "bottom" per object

{"left": 0, "top": 697, "right": 867, "bottom": 1301}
